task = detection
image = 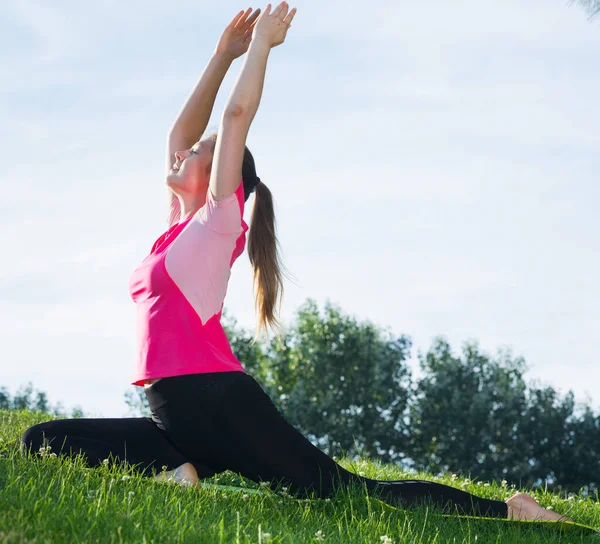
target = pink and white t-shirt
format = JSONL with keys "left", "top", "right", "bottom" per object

{"left": 128, "top": 179, "right": 248, "bottom": 386}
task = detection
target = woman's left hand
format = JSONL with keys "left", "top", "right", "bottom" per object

{"left": 215, "top": 8, "right": 261, "bottom": 60}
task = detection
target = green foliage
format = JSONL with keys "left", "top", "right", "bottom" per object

{"left": 0, "top": 383, "right": 84, "bottom": 418}
{"left": 261, "top": 299, "right": 413, "bottom": 464}
{"left": 407, "top": 338, "right": 600, "bottom": 495}
{"left": 408, "top": 339, "right": 530, "bottom": 480}
{"left": 123, "top": 386, "right": 150, "bottom": 417}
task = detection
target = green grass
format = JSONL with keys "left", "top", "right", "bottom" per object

{"left": 1, "top": 409, "right": 599, "bottom": 543}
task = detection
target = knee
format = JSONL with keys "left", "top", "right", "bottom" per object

{"left": 20, "top": 421, "right": 59, "bottom": 456}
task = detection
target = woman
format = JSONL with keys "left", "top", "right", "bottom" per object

{"left": 21, "top": 3, "right": 572, "bottom": 523}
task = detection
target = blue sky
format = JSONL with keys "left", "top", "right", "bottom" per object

{"left": 1, "top": 0, "right": 598, "bottom": 418}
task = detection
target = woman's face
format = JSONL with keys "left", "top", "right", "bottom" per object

{"left": 166, "top": 137, "right": 215, "bottom": 195}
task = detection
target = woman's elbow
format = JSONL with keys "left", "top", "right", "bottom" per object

{"left": 224, "top": 103, "right": 247, "bottom": 118}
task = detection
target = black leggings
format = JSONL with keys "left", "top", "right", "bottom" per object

{"left": 20, "top": 371, "right": 508, "bottom": 518}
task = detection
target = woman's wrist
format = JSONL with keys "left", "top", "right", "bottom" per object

{"left": 212, "top": 49, "right": 238, "bottom": 66}
{"left": 248, "top": 35, "right": 272, "bottom": 53}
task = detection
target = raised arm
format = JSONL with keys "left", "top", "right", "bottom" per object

{"left": 165, "top": 8, "right": 261, "bottom": 222}
{"left": 209, "top": 2, "right": 296, "bottom": 202}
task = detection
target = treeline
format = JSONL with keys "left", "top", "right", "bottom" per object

{"left": 222, "top": 299, "right": 598, "bottom": 496}
{"left": 0, "top": 383, "right": 84, "bottom": 418}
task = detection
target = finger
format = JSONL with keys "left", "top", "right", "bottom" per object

{"left": 272, "top": 1, "right": 286, "bottom": 18}
{"left": 229, "top": 10, "right": 246, "bottom": 28}
{"left": 262, "top": 4, "right": 272, "bottom": 16}
{"left": 278, "top": 4, "right": 289, "bottom": 21}
{"left": 242, "top": 8, "right": 261, "bottom": 30}
{"left": 235, "top": 7, "right": 253, "bottom": 28}
{"left": 278, "top": 2, "right": 289, "bottom": 19}
{"left": 283, "top": 7, "right": 296, "bottom": 25}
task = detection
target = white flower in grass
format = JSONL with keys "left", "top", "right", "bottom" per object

{"left": 49, "top": 453, "right": 57, "bottom": 459}
{"left": 102, "top": 459, "right": 109, "bottom": 466}
{"left": 461, "top": 482, "right": 470, "bottom": 490}
{"left": 259, "top": 481, "right": 271, "bottom": 487}
{"left": 263, "top": 533, "right": 271, "bottom": 541}
{"left": 501, "top": 479, "right": 508, "bottom": 488}
{"left": 380, "top": 536, "right": 393, "bottom": 544}
{"left": 325, "top": 498, "right": 331, "bottom": 502}
{"left": 314, "top": 529, "right": 325, "bottom": 541}
{"left": 128, "top": 491, "right": 134, "bottom": 499}
{"left": 484, "top": 483, "right": 490, "bottom": 487}
{"left": 122, "top": 475, "right": 131, "bottom": 481}
{"left": 450, "top": 473, "right": 458, "bottom": 482}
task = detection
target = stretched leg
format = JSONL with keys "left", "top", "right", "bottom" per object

{"left": 20, "top": 416, "right": 217, "bottom": 479}
{"left": 192, "top": 373, "right": 508, "bottom": 517}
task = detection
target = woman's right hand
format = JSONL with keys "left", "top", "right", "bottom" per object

{"left": 253, "top": 2, "right": 297, "bottom": 48}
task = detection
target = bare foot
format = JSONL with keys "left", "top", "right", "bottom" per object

{"left": 506, "top": 492, "right": 573, "bottom": 523}
{"left": 155, "top": 462, "right": 201, "bottom": 489}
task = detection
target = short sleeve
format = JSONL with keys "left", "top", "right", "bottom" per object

{"left": 203, "top": 179, "right": 245, "bottom": 235}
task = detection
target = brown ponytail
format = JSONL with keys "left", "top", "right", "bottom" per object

{"left": 247, "top": 180, "right": 288, "bottom": 344}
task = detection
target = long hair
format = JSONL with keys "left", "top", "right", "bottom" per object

{"left": 206, "top": 132, "right": 292, "bottom": 344}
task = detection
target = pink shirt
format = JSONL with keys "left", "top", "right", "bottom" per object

{"left": 128, "top": 180, "right": 248, "bottom": 386}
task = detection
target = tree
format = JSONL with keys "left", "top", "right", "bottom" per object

{"left": 406, "top": 339, "right": 599, "bottom": 494}
{"left": 407, "top": 338, "right": 529, "bottom": 483}
{"left": 0, "top": 382, "right": 84, "bottom": 418}
{"left": 263, "top": 299, "right": 413, "bottom": 464}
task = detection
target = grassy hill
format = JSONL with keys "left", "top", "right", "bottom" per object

{"left": 1, "top": 410, "right": 598, "bottom": 543}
